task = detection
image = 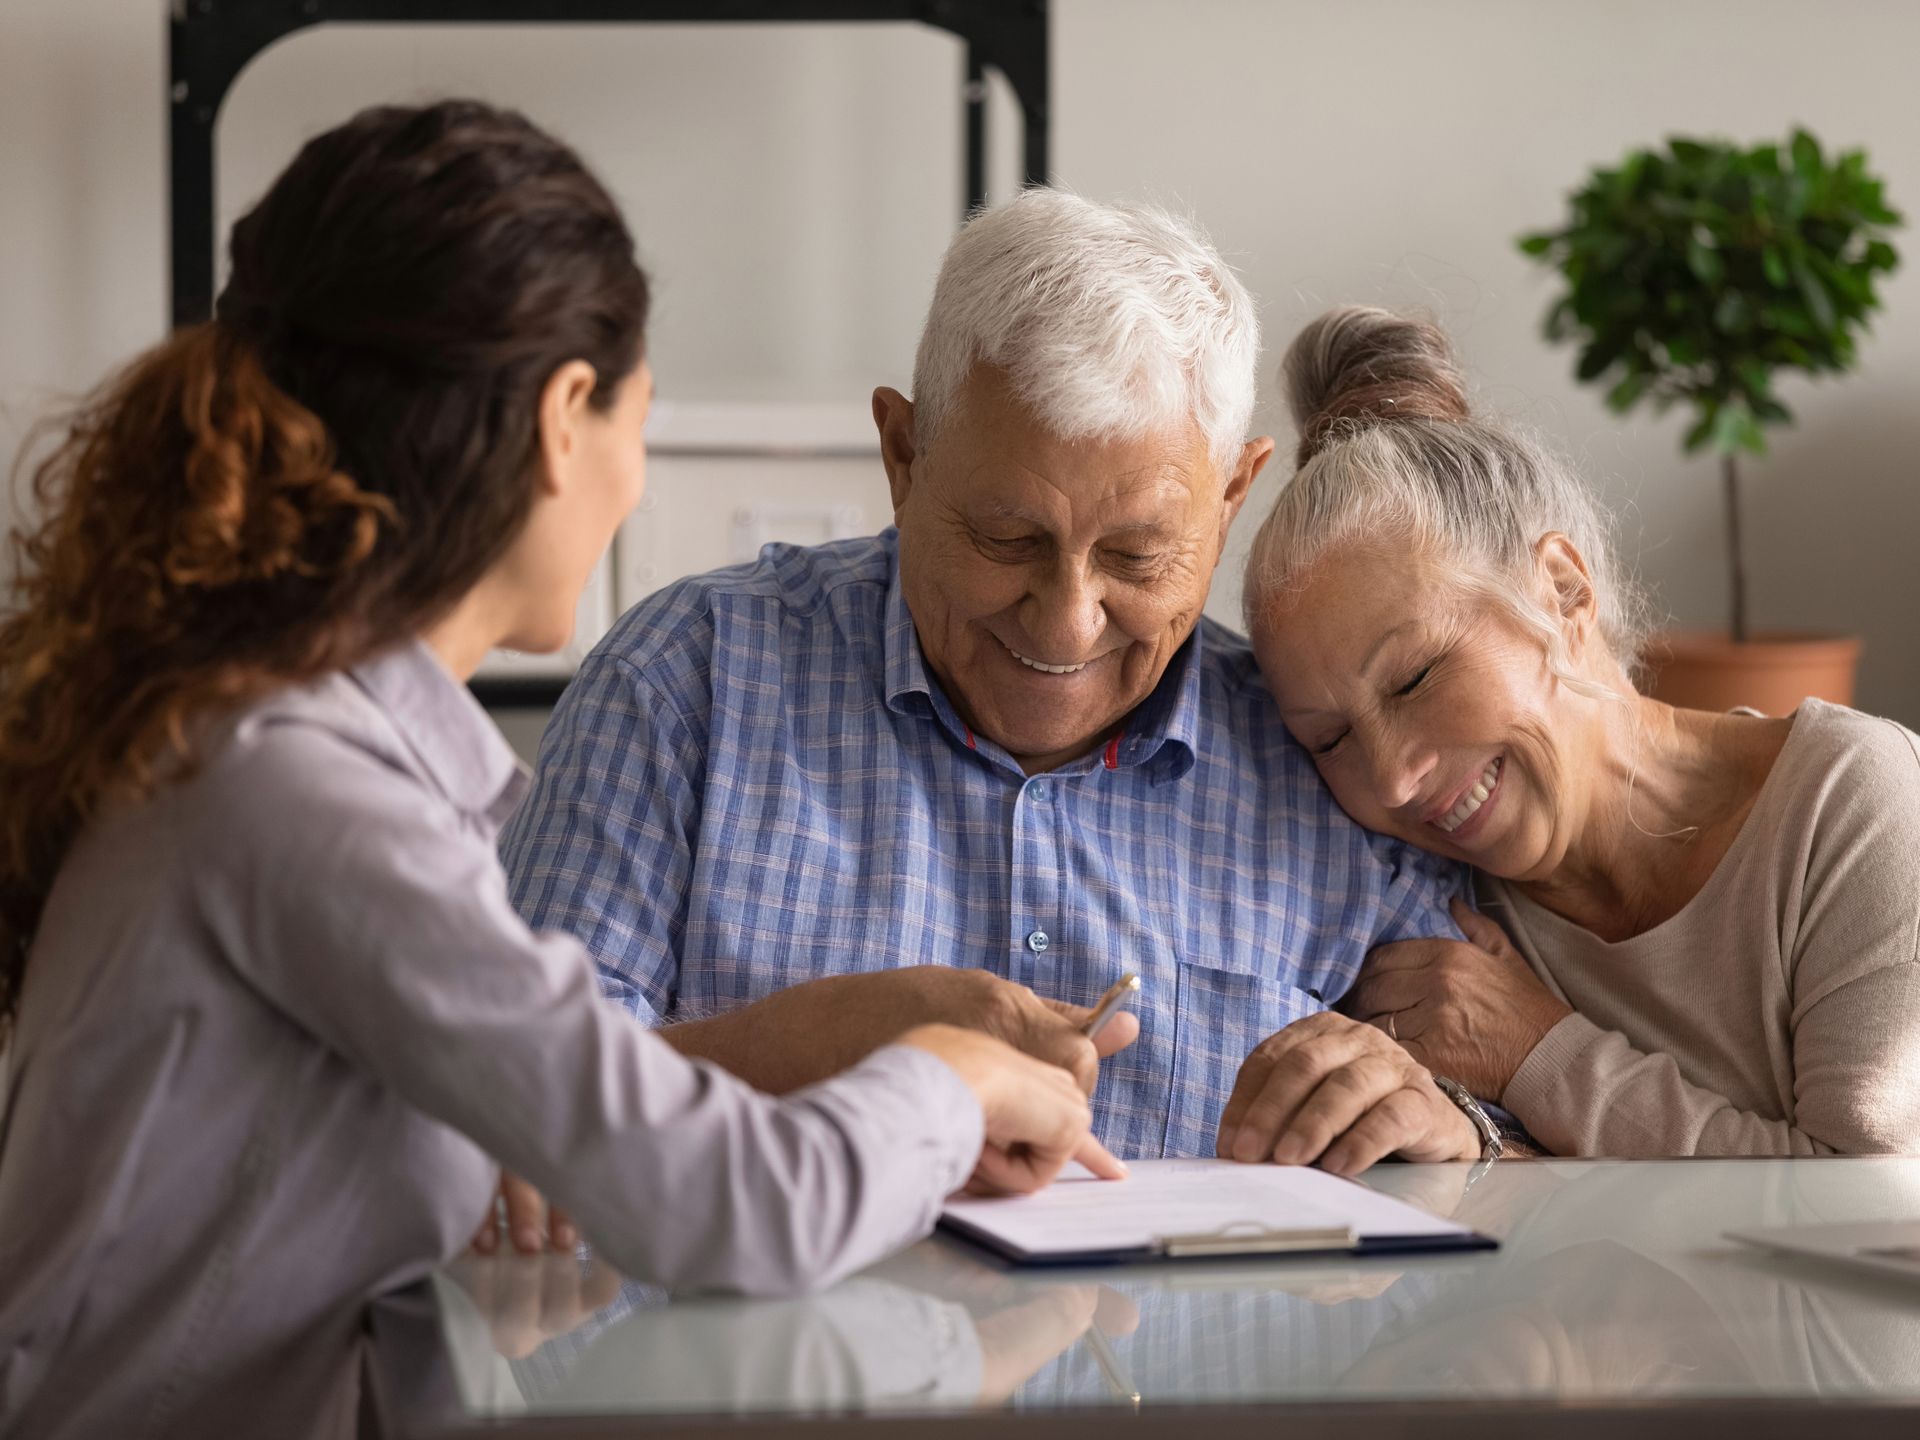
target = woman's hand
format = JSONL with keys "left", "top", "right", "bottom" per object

{"left": 471, "top": 1172, "right": 579, "bottom": 1256}
{"left": 446, "top": 1249, "right": 623, "bottom": 1360}
{"left": 1345, "top": 898, "right": 1573, "bottom": 1101}
{"left": 898, "top": 1024, "right": 1128, "bottom": 1195}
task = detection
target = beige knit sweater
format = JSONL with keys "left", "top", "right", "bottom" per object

{"left": 1480, "top": 700, "right": 1920, "bottom": 1157}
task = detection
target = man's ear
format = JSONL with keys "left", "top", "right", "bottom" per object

{"left": 872, "top": 387, "right": 920, "bottom": 517}
{"left": 1216, "top": 436, "right": 1276, "bottom": 556}
{"left": 1535, "top": 532, "right": 1598, "bottom": 645}
{"left": 535, "top": 360, "right": 600, "bottom": 500}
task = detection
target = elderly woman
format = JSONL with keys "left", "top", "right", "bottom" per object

{"left": 1243, "top": 305, "right": 1920, "bottom": 1157}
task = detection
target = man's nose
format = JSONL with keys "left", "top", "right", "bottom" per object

{"left": 1025, "top": 563, "right": 1106, "bottom": 657}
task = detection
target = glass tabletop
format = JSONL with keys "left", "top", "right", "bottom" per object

{"left": 422, "top": 1158, "right": 1920, "bottom": 1423}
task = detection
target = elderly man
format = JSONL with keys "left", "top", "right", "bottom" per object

{"left": 502, "top": 190, "right": 1488, "bottom": 1169}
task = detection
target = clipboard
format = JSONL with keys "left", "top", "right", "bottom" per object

{"left": 939, "top": 1159, "right": 1498, "bottom": 1267}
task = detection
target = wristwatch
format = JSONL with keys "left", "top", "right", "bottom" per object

{"left": 1432, "top": 1075, "right": 1505, "bottom": 1162}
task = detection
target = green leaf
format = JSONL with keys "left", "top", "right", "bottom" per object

{"left": 1517, "top": 233, "right": 1555, "bottom": 257}
{"left": 1617, "top": 150, "right": 1649, "bottom": 195}
{"left": 1762, "top": 246, "right": 1790, "bottom": 287}
{"left": 1682, "top": 407, "right": 1718, "bottom": 453}
{"left": 1762, "top": 302, "right": 1819, "bottom": 339}
{"left": 1790, "top": 252, "right": 1837, "bottom": 331}
{"left": 1606, "top": 373, "right": 1649, "bottom": 412}
{"left": 1812, "top": 255, "right": 1872, "bottom": 305}
{"left": 1791, "top": 128, "right": 1822, "bottom": 178}
{"left": 1687, "top": 237, "right": 1726, "bottom": 286}
{"left": 1576, "top": 345, "right": 1619, "bottom": 382}
{"left": 1711, "top": 402, "right": 1754, "bottom": 456}
{"left": 1865, "top": 239, "right": 1899, "bottom": 271}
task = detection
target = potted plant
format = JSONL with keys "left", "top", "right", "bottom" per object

{"left": 1518, "top": 129, "right": 1902, "bottom": 715}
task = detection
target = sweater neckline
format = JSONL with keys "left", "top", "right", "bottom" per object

{"left": 1481, "top": 700, "right": 1824, "bottom": 953}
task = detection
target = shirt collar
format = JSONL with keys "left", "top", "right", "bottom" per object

{"left": 881, "top": 531, "right": 936, "bottom": 717}
{"left": 1121, "top": 625, "right": 1204, "bottom": 782}
{"left": 880, "top": 530, "right": 1204, "bottom": 783}
{"left": 347, "top": 638, "right": 529, "bottom": 825}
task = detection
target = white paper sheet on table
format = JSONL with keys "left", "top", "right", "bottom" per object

{"left": 940, "top": 1159, "right": 1489, "bottom": 1264}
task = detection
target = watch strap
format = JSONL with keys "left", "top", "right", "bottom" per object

{"left": 1432, "top": 1075, "right": 1506, "bottom": 1161}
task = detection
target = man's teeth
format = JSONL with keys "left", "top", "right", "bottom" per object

{"left": 1435, "top": 758, "right": 1502, "bottom": 834}
{"left": 1007, "top": 647, "right": 1088, "bottom": 675}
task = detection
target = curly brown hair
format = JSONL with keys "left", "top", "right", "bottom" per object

{"left": 0, "top": 100, "right": 649, "bottom": 1027}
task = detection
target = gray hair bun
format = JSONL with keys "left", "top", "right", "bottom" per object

{"left": 1282, "top": 306, "right": 1470, "bottom": 468}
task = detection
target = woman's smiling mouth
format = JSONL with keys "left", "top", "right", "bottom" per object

{"left": 1430, "top": 756, "right": 1503, "bottom": 835}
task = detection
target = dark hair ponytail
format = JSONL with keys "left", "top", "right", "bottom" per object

{"left": 0, "top": 100, "right": 650, "bottom": 1025}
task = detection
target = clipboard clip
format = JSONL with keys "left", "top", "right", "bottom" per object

{"left": 1157, "top": 1219, "right": 1357, "bottom": 1258}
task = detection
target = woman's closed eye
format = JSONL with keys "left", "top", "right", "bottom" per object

{"left": 1313, "top": 728, "right": 1349, "bottom": 758}
{"left": 1394, "top": 662, "right": 1434, "bottom": 698}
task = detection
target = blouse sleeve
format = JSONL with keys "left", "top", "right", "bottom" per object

{"left": 194, "top": 724, "right": 984, "bottom": 1297}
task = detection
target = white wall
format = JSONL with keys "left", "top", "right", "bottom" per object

{"left": 4, "top": 0, "right": 1917, "bottom": 723}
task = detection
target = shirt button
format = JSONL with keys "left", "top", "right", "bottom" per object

{"left": 1028, "top": 780, "right": 1050, "bottom": 801}
{"left": 1026, "top": 929, "right": 1050, "bottom": 954}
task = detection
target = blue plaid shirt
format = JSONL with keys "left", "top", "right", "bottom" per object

{"left": 501, "top": 532, "right": 1463, "bottom": 1159}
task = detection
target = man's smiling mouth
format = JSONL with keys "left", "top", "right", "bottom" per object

{"left": 1001, "top": 641, "right": 1091, "bottom": 675}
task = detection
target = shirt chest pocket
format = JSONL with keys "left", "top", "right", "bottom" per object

{"left": 1163, "top": 956, "right": 1320, "bottom": 1158}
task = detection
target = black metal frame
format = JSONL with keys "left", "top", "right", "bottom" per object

{"left": 168, "top": 0, "right": 1051, "bottom": 330}
{"left": 167, "top": 1, "right": 1048, "bottom": 709}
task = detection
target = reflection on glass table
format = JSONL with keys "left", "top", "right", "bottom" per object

{"left": 430, "top": 1159, "right": 1920, "bottom": 1423}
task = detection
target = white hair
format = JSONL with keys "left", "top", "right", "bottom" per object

{"left": 1245, "top": 306, "right": 1653, "bottom": 694}
{"left": 910, "top": 188, "right": 1260, "bottom": 471}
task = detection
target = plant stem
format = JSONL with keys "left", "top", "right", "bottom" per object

{"left": 1724, "top": 452, "right": 1749, "bottom": 644}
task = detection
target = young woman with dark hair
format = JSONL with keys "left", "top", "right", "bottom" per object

{"left": 0, "top": 101, "right": 1120, "bottom": 1440}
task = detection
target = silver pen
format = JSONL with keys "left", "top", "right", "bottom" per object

{"left": 1080, "top": 973, "right": 1141, "bottom": 1039}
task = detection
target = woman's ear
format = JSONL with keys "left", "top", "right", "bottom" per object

{"left": 534, "top": 360, "right": 601, "bottom": 500}
{"left": 1535, "top": 533, "right": 1598, "bottom": 647}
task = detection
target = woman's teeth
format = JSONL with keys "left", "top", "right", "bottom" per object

{"left": 1435, "top": 758, "right": 1502, "bottom": 834}
{"left": 1006, "top": 644, "right": 1088, "bottom": 675}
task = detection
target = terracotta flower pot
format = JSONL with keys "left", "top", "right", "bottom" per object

{"left": 1640, "top": 631, "right": 1863, "bottom": 716}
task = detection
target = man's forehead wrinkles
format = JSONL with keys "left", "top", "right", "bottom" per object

{"left": 956, "top": 462, "right": 1200, "bottom": 514}
{"left": 975, "top": 499, "right": 1194, "bottom": 541}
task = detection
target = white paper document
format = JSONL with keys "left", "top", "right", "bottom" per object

{"left": 941, "top": 1159, "right": 1481, "bottom": 1263}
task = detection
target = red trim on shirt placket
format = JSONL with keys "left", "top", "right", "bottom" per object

{"left": 963, "top": 724, "right": 977, "bottom": 751}
{"left": 1103, "top": 732, "right": 1123, "bottom": 770}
